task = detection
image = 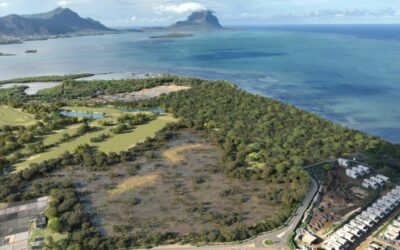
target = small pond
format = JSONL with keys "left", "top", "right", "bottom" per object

{"left": 118, "top": 107, "right": 165, "bottom": 113}
{"left": 60, "top": 110, "right": 107, "bottom": 119}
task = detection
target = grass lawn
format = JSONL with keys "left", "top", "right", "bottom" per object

{"left": 96, "top": 114, "right": 177, "bottom": 153}
{"left": 42, "top": 125, "right": 80, "bottom": 146}
{"left": 14, "top": 114, "right": 177, "bottom": 171}
{"left": 0, "top": 105, "right": 36, "bottom": 126}
{"left": 29, "top": 227, "right": 68, "bottom": 245}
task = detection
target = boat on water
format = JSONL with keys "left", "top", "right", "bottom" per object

{"left": 25, "top": 50, "right": 38, "bottom": 53}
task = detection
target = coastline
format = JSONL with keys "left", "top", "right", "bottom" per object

{"left": 0, "top": 30, "right": 124, "bottom": 46}
{"left": 1, "top": 70, "right": 399, "bottom": 144}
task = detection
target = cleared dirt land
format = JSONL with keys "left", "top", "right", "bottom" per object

{"left": 308, "top": 168, "right": 373, "bottom": 237}
{"left": 91, "top": 85, "right": 191, "bottom": 103}
{"left": 34, "top": 130, "right": 283, "bottom": 237}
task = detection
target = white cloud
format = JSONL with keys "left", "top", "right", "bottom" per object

{"left": 58, "top": 0, "right": 73, "bottom": 6}
{"left": 130, "top": 16, "right": 137, "bottom": 22}
{"left": 0, "top": 2, "right": 9, "bottom": 7}
{"left": 155, "top": 2, "right": 207, "bottom": 14}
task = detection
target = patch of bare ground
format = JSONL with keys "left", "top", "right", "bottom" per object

{"left": 92, "top": 85, "right": 191, "bottom": 103}
{"left": 32, "top": 130, "right": 284, "bottom": 237}
{"left": 308, "top": 168, "right": 370, "bottom": 237}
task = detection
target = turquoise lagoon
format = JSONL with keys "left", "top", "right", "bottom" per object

{"left": 0, "top": 25, "right": 399, "bottom": 142}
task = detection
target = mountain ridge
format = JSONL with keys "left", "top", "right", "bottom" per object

{"left": 0, "top": 8, "right": 113, "bottom": 38}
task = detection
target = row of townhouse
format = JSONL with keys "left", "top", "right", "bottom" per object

{"left": 346, "top": 165, "right": 372, "bottom": 179}
{"left": 362, "top": 175, "right": 390, "bottom": 189}
{"left": 323, "top": 186, "right": 400, "bottom": 250}
{"left": 337, "top": 158, "right": 373, "bottom": 179}
{"left": 379, "top": 212, "right": 400, "bottom": 245}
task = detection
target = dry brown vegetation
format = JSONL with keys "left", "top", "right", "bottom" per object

{"left": 31, "top": 130, "right": 285, "bottom": 237}
{"left": 108, "top": 173, "right": 161, "bottom": 195}
{"left": 162, "top": 143, "right": 205, "bottom": 164}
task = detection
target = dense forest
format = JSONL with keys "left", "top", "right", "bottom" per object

{"left": 144, "top": 81, "right": 383, "bottom": 181}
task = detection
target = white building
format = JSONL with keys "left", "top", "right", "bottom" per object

{"left": 371, "top": 176, "right": 386, "bottom": 186}
{"left": 377, "top": 199, "right": 395, "bottom": 209}
{"left": 363, "top": 179, "right": 379, "bottom": 189}
{"left": 338, "top": 158, "right": 350, "bottom": 168}
{"left": 361, "top": 211, "right": 379, "bottom": 223}
{"left": 376, "top": 174, "right": 389, "bottom": 182}
{"left": 363, "top": 175, "right": 389, "bottom": 189}
{"left": 346, "top": 168, "right": 360, "bottom": 179}
{"left": 350, "top": 220, "right": 369, "bottom": 232}
{"left": 357, "top": 165, "right": 371, "bottom": 175}
{"left": 373, "top": 203, "right": 391, "bottom": 214}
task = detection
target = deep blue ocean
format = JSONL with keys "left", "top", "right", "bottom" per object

{"left": 0, "top": 25, "right": 399, "bottom": 142}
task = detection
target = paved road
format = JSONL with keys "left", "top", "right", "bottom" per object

{"left": 152, "top": 173, "right": 321, "bottom": 250}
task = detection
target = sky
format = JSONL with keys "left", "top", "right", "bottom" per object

{"left": 0, "top": 0, "right": 400, "bottom": 26}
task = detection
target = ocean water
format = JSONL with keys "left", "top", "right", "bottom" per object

{"left": 0, "top": 25, "right": 399, "bottom": 143}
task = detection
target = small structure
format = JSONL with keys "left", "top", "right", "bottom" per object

{"left": 376, "top": 175, "right": 389, "bottom": 182}
{"left": 362, "top": 175, "right": 389, "bottom": 189}
{"left": 31, "top": 240, "right": 44, "bottom": 249}
{"left": 33, "top": 214, "right": 47, "bottom": 229}
{"left": 362, "top": 179, "right": 379, "bottom": 189}
{"left": 301, "top": 230, "right": 318, "bottom": 245}
{"left": 346, "top": 165, "right": 370, "bottom": 179}
{"left": 357, "top": 165, "right": 371, "bottom": 175}
{"left": 338, "top": 158, "right": 350, "bottom": 168}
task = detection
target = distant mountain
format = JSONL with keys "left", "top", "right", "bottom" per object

{"left": 0, "top": 8, "right": 113, "bottom": 38}
{"left": 169, "top": 10, "right": 223, "bottom": 31}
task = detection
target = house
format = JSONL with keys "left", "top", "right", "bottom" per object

{"left": 34, "top": 215, "right": 47, "bottom": 229}
{"left": 357, "top": 215, "right": 375, "bottom": 227}
{"left": 392, "top": 219, "right": 400, "bottom": 228}
{"left": 348, "top": 228, "right": 362, "bottom": 237}
{"left": 338, "top": 158, "right": 350, "bottom": 168}
{"left": 376, "top": 175, "right": 389, "bottom": 182}
{"left": 31, "top": 241, "right": 44, "bottom": 249}
{"left": 372, "top": 204, "right": 390, "bottom": 214}
{"left": 377, "top": 199, "right": 395, "bottom": 209}
{"left": 383, "top": 231, "right": 399, "bottom": 242}
{"left": 346, "top": 168, "right": 361, "bottom": 179}
{"left": 362, "top": 179, "right": 379, "bottom": 189}
{"left": 357, "top": 165, "right": 371, "bottom": 174}
{"left": 390, "top": 189, "right": 400, "bottom": 199}
{"left": 361, "top": 211, "right": 379, "bottom": 223}
{"left": 388, "top": 224, "right": 400, "bottom": 234}
{"left": 367, "top": 208, "right": 385, "bottom": 219}
{"left": 341, "top": 232, "right": 357, "bottom": 243}
{"left": 350, "top": 220, "right": 369, "bottom": 232}
{"left": 371, "top": 176, "right": 386, "bottom": 187}
{"left": 383, "top": 194, "right": 400, "bottom": 205}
